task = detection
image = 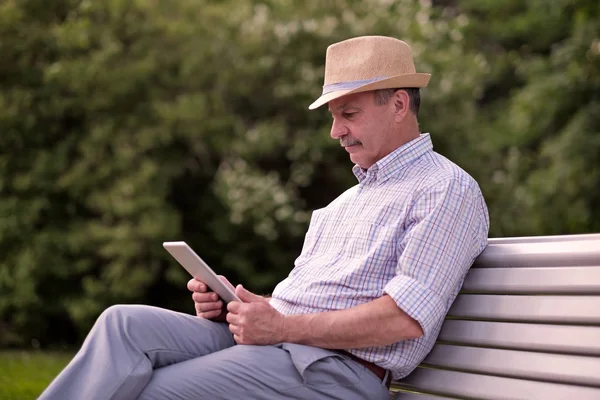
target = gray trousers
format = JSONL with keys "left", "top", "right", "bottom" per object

{"left": 38, "top": 305, "right": 389, "bottom": 400}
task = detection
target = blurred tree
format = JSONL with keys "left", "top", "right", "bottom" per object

{"left": 1, "top": 0, "right": 597, "bottom": 348}
{"left": 457, "top": 0, "right": 600, "bottom": 236}
{"left": 0, "top": 0, "right": 191, "bottom": 346}
{"left": 0, "top": 0, "right": 483, "bottom": 347}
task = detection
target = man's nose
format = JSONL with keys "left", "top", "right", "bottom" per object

{"left": 330, "top": 118, "right": 347, "bottom": 139}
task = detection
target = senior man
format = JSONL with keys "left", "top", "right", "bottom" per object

{"left": 40, "top": 35, "right": 489, "bottom": 400}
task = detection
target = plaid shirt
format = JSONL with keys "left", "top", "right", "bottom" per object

{"left": 270, "top": 134, "right": 489, "bottom": 380}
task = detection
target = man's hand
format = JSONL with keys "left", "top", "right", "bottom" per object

{"left": 226, "top": 285, "right": 286, "bottom": 345}
{"left": 187, "top": 276, "right": 234, "bottom": 322}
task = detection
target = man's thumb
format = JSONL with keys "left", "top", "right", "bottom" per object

{"left": 235, "top": 285, "right": 264, "bottom": 303}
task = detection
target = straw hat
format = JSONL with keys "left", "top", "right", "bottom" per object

{"left": 309, "top": 36, "right": 431, "bottom": 110}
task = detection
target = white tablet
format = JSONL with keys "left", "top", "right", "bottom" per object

{"left": 163, "top": 241, "right": 241, "bottom": 303}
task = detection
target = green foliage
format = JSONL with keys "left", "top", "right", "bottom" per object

{"left": 458, "top": 0, "right": 600, "bottom": 235}
{"left": 0, "top": 0, "right": 598, "bottom": 348}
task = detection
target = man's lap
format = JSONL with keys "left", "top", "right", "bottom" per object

{"left": 138, "top": 341, "right": 389, "bottom": 400}
{"left": 75, "top": 304, "right": 388, "bottom": 399}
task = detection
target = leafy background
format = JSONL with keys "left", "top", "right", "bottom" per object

{"left": 0, "top": 0, "right": 598, "bottom": 350}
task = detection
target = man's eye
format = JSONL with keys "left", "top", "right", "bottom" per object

{"left": 343, "top": 112, "right": 357, "bottom": 119}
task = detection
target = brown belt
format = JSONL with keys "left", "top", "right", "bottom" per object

{"left": 337, "top": 350, "right": 391, "bottom": 389}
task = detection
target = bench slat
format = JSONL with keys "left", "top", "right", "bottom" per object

{"left": 474, "top": 237, "right": 600, "bottom": 268}
{"left": 393, "top": 234, "right": 600, "bottom": 397}
{"left": 449, "top": 294, "right": 600, "bottom": 323}
{"left": 487, "top": 233, "right": 600, "bottom": 245}
{"left": 462, "top": 266, "right": 600, "bottom": 294}
{"left": 423, "top": 344, "right": 600, "bottom": 387}
{"left": 395, "top": 368, "right": 600, "bottom": 399}
{"left": 438, "top": 320, "right": 600, "bottom": 356}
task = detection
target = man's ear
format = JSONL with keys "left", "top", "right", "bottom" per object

{"left": 393, "top": 90, "right": 410, "bottom": 123}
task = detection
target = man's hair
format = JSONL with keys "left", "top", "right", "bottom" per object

{"left": 373, "top": 88, "right": 420, "bottom": 115}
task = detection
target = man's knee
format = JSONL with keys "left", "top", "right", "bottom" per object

{"left": 99, "top": 304, "right": 142, "bottom": 322}
{"left": 95, "top": 304, "right": 151, "bottom": 337}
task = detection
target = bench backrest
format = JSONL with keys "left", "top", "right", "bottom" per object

{"left": 392, "top": 233, "right": 600, "bottom": 400}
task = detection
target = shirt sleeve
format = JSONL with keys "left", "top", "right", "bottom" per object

{"left": 383, "top": 177, "right": 489, "bottom": 337}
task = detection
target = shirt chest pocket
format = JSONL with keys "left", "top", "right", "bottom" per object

{"left": 297, "top": 208, "right": 396, "bottom": 264}
{"left": 341, "top": 222, "right": 395, "bottom": 259}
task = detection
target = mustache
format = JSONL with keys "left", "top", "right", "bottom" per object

{"left": 340, "top": 136, "right": 362, "bottom": 147}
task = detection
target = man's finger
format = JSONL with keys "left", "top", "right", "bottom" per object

{"left": 192, "top": 291, "right": 219, "bottom": 303}
{"left": 198, "top": 309, "right": 222, "bottom": 319}
{"left": 187, "top": 279, "right": 207, "bottom": 293}
{"left": 225, "top": 312, "right": 239, "bottom": 325}
{"left": 195, "top": 301, "right": 223, "bottom": 313}
{"left": 227, "top": 301, "right": 242, "bottom": 313}
{"left": 187, "top": 278, "right": 196, "bottom": 292}
{"left": 233, "top": 334, "right": 243, "bottom": 344}
{"left": 228, "top": 323, "right": 239, "bottom": 335}
{"left": 235, "top": 285, "right": 264, "bottom": 303}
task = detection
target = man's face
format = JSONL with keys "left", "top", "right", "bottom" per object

{"left": 328, "top": 91, "right": 397, "bottom": 170}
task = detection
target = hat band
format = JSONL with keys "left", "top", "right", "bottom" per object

{"left": 322, "top": 76, "right": 389, "bottom": 95}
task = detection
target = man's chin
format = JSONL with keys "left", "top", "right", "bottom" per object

{"left": 349, "top": 153, "right": 371, "bottom": 170}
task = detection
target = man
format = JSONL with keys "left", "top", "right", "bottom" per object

{"left": 40, "top": 36, "right": 489, "bottom": 400}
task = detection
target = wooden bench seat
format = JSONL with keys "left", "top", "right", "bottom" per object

{"left": 390, "top": 233, "right": 600, "bottom": 399}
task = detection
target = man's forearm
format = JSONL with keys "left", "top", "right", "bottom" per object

{"left": 280, "top": 295, "right": 424, "bottom": 349}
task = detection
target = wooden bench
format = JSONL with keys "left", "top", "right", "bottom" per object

{"left": 390, "top": 233, "right": 600, "bottom": 399}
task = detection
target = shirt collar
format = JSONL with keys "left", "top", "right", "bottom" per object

{"left": 352, "top": 133, "right": 434, "bottom": 183}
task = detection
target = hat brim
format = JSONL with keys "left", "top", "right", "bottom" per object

{"left": 308, "top": 73, "right": 431, "bottom": 110}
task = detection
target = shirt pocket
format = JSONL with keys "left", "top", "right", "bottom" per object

{"left": 340, "top": 222, "right": 395, "bottom": 260}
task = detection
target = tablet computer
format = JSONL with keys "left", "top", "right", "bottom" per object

{"left": 163, "top": 241, "right": 241, "bottom": 303}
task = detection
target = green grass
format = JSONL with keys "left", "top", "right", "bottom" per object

{"left": 0, "top": 351, "right": 73, "bottom": 400}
